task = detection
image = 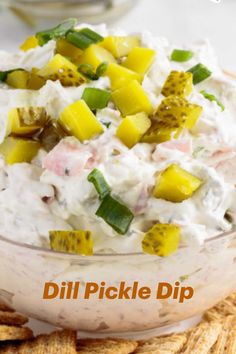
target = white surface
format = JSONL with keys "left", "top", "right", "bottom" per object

{"left": 0, "top": 0, "right": 234, "bottom": 335}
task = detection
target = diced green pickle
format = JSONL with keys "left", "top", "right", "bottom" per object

{"left": 49, "top": 230, "right": 93, "bottom": 255}
{"left": 153, "top": 164, "right": 202, "bottom": 202}
{"left": 142, "top": 223, "right": 180, "bottom": 257}
{"left": 161, "top": 71, "right": 193, "bottom": 97}
{"left": 40, "top": 120, "right": 67, "bottom": 151}
{"left": 142, "top": 96, "right": 202, "bottom": 143}
{"left": 8, "top": 107, "right": 48, "bottom": 136}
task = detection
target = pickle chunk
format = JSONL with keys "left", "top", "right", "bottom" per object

{"left": 49, "top": 230, "right": 93, "bottom": 255}
{"left": 76, "top": 44, "right": 116, "bottom": 69}
{"left": 0, "top": 137, "right": 40, "bottom": 164}
{"left": 161, "top": 71, "right": 193, "bottom": 97}
{"left": 40, "top": 120, "right": 67, "bottom": 151}
{"left": 6, "top": 69, "right": 45, "bottom": 90}
{"left": 59, "top": 100, "right": 103, "bottom": 142}
{"left": 8, "top": 107, "right": 48, "bottom": 136}
{"left": 20, "top": 36, "right": 39, "bottom": 51}
{"left": 154, "top": 164, "right": 202, "bottom": 202}
{"left": 104, "top": 63, "right": 142, "bottom": 91}
{"left": 38, "top": 54, "right": 86, "bottom": 87}
{"left": 100, "top": 35, "right": 140, "bottom": 58}
{"left": 6, "top": 70, "right": 29, "bottom": 89}
{"left": 112, "top": 80, "right": 153, "bottom": 116}
{"left": 142, "top": 96, "right": 202, "bottom": 143}
{"left": 142, "top": 223, "right": 180, "bottom": 257}
{"left": 116, "top": 112, "right": 151, "bottom": 148}
{"left": 122, "top": 47, "right": 155, "bottom": 75}
{"left": 56, "top": 38, "right": 83, "bottom": 62}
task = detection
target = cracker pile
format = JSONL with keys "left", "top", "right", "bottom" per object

{"left": 0, "top": 303, "right": 32, "bottom": 344}
{"left": 0, "top": 293, "right": 235, "bottom": 353}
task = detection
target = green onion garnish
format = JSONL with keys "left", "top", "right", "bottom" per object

{"left": 171, "top": 49, "right": 194, "bottom": 62}
{"left": 82, "top": 88, "right": 111, "bottom": 110}
{"left": 96, "top": 194, "right": 134, "bottom": 235}
{"left": 200, "top": 90, "right": 225, "bottom": 111}
{"left": 88, "top": 168, "right": 111, "bottom": 200}
{"left": 0, "top": 68, "right": 25, "bottom": 82}
{"left": 36, "top": 18, "right": 77, "bottom": 46}
{"left": 78, "top": 62, "right": 108, "bottom": 81}
{"left": 66, "top": 28, "right": 103, "bottom": 50}
{"left": 96, "top": 62, "right": 108, "bottom": 77}
{"left": 78, "top": 64, "right": 98, "bottom": 81}
{"left": 187, "top": 63, "right": 212, "bottom": 85}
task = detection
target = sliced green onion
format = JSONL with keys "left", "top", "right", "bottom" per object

{"left": 187, "top": 63, "right": 212, "bottom": 85}
{"left": 66, "top": 28, "right": 103, "bottom": 50}
{"left": 36, "top": 18, "right": 77, "bottom": 46}
{"left": 82, "top": 88, "right": 111, "bottom": 110}
{"left": 78, "top": 64, "right": 98, "bottom": 80}
{"left": 96, "top": 194, "right": 134, "bottom": 235}
{"left": 102, "top": 121, "right": 111, "bottom": 129}
{"left": 96, "top": 62, "right": 108, "bottom": 77}
{"left": 0, "top": 68, "right": 25, "bottom": 82}
{"left": 200, "top": 90, "right": 225, "bottom": 111}
{"left": 171, "top": 49, "right": 194, "bottom": 62}
{"left": 87, "top": 168, "right": 111, "bottom": 199}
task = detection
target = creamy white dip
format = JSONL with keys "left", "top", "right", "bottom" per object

{"left": 0, "top": 25, "right": 236, "bottom": 254}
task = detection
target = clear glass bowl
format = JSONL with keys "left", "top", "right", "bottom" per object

{"left": 0, "top": 229, "right": 236, "bottom": 337}
{"left": 3, "top": 0, "right": 136, "bottom": 24}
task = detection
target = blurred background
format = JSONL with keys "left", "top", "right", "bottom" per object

{"left": 0, "top": 0, "right": 235, "bottom": 70}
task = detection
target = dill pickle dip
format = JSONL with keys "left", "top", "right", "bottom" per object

{"left": 0, "top": 19, "right": 236, "bottom": 256}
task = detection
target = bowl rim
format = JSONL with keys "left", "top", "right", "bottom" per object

{"left": 0, "top": 227, "right": 235, "bottom": 259}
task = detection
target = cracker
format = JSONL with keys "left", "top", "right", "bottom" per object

{"left": 182, "top": 321, "right": 222, "bottom": 354}
{"left": 15, "top": 330, "right": 77, "bottom": 354}
{"left": 204, "top": 297, "right": 236, "bottom": 322}
{"left": 0, "top": 304, "right": 13, "bottom": 313}
{"left": 0, "top": 325, "right": 33, "bottom": 341}
{"left": 77, "top": 338, "right": 138, "bottom": 354}
{"left": 0, "top": 312, "right": 28, "bottom": 326}
{"left": 0, "top": 344, "right": 19, "bottom": 353}
{"left": 210, "top": 315, "right": 236, "bottom": 354}
{"left": 134, "top": 333, "right": 187, "bottom": 353}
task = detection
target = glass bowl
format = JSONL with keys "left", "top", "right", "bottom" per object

{"left": 3, "top": 0, "right": 137, "bottom": 25}
{"left": 0, "top": 229, "right": 236, "bottom": 337}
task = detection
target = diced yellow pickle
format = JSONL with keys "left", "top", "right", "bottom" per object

{"left": 153, "top": 164, "right": 202, "bottom": 202}
{"left": 76, "top": 44, "right": 116, "bottom": 69}
{"left": 100, "top": 35, "right": 140, "bottom": 58}
{"left": 162, "top": 71, "right": 193, "bottom": 97}
{"left": 142, "top": 122, "right": 173, "bottom": 144}
{"left": 37, "top": 54, "right": 86, "bottom": 87}
{"left": 112, "top": 80, "right": 153, "bottom": 116}
{"left": 56, "top": 38, "right": 83, "bottom": 62}
{"left": 59, "top": 100, "right": 103, "bottom": 142}
{"left": 6, "top": 70, "right": 29, "bottom": 89}
{"left": 20, "top": 35, "right": 39, "bottom": 51}
{"left": 142, "top": 96, "right": 202, "bottom": 143}
{"left": 116, "top": 112, "right": 151, "bottom": 148}
{"left": 8, "top": 107, "right": 48, "bottom": 136}
{"left": 49, "top": 230, "right": 93, "bottom": 256}
{"left": 0, "top": 137, "right": 40, "bottom": 164}
{"left": 104, "top": 63, "right": 142, "bottom": 91}
{"left": 27, "top": 69, "right": 46, "bottom": 90}
{"left": 122, "top": 47, "right": 156, "bottom": 75}
{"left": 142, "top": 223, "right": 180, "bottom": 257}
